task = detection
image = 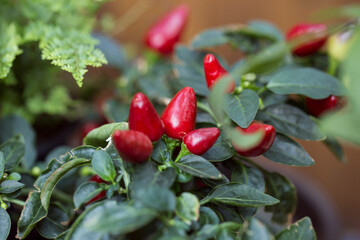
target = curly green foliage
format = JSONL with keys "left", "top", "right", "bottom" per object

{"left": 0, "top": 0, "right": 108, "bottom": 87}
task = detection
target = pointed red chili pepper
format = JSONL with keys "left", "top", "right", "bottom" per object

{"left": 129, "top": 92, "right": 164, "bottom": 142}
{"left": 203, "top": 54, "right": 235, "bottom": 92}
{"left": 112, "top": 130, "right": 153, "bottom": 164}
{"left": 86, "top": 175, "right": 107, "bottom": 204}
{"left": 306, "top": 95, "right": 340, "bottom": 117}
{"left": 233, "top": 123, "right": 276, "bottom": 157}
{"left": 144, "top": 4, "right": 189, "bottom": 55}
{"left": 161, "top": 87, "right": 197, "bottom": 140}
{"left": 183, "top": 127, "right": 220, "bottom": 155}
{"left": 286, "top": 23, "right": 328, "bottom": 57}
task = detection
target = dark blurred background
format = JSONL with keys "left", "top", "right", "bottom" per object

{"left": 98, "top": 1, "right": 360, "bottom": 239}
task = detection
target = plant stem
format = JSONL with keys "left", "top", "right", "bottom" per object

{"left": 2, "top": 196, "right": 25, "bottom": 207}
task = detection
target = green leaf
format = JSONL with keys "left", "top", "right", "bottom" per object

{"left": 135, "top": 186, "right": 176, "bottom": 213}
{"left": 323, "top": 136, "right": 346, "bottom": 162}
{"left": 83, "top": 122, "right": 128, "bottom": 148}
{"left": 0, "top": 152, "right": 4, "bottom": 177}
{"left": 175, "top": 192, "right": 200, "bottom": 224}
{"left": 0, "top": 180, "right": 24, "bottom": 194}
{"left": 175, "top": 155, "right": 224, "bottom": 179}
{"left": 73, "top": 182, "right": 103, "bottom": 208}
{"left": 241, "top": 217, "right": 273, "bottom": 240}
{"left": 103, "top": 99, "right": 130, "bottom": 123}
{"left": 37, "top": 204, "right": 68, "bottom": 239}
{"left": 200, "top": 183, "right": 279, "bottom": 207}
{"left": 191, "top": 28, "right": 228, "bottom": 49}
{"left": 0, "top": 115, "right": 36, "bottom": 169}
{"left": 0, "top": 207, "right": 10, "bottom": 240}
{"left": 248, "top": 20, "right": 284, "bottom": 41}
{"left": 0, "top": 135, "right": 25, "bottom": 171}
{"left": 276, "top": 217, "right": 316, "bottom": 240}
{"left": 41, "top": 158, "right": 91, "bottom": 211}
{"left": 17, "top": 191, "right": 47, "bottom": 239}
{"left": 85, "top": 203, "right": 157, "bottom": 235}
{"left": 151, "top": 139, "right": 168, "bottom": 163}
{"left": 0, "top": 23, "right": 22, "bottom": 79}
{"left": 45, "top": 146, "right": 72, "bottom": 164}
{"left": 259, "top": 104, "right": 326, "bottom": 140}
{"left": 202, "top": 129, "right": 235, "bottom": 162}
{"left": 265, "top": 172, "right": 297, "bottom": 224}
{"left": 264, "top": 134, "right": 315, "bottom": 167}
{"left": 267, "top": 67, "right": 345, "bottom": 99}
{"left": 91, "top": 150, "right": 116, "bottom": 182}
{"left": 231, "top": 164, "right": 265, "bottom": 192}
{"left": 199, "top": 207, "right": 220, "bottom": 226}
{"left": 224, "top": 90, "right": 259, "bottom": 128}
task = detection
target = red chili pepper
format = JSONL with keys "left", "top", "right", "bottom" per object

{"left": 233, "top": 123, "right": 276, "bottom": 157}
{"left": 112, "top": 130, "right": 153, "bottom": 164}
{"left": 286, "top": 23, "right": 328, "bottom": 57}
{"left": 129, "top": 92, "right": 164, "bottom": 142}
{"left": 144, "top": 4, "right": 189, "bottom": 55}
{"left": 86, "top": 175, "right": 107, "bottom": 204}
{"left": 203, "top": 54, "right": 235, "bottom": 93}
{"left": 183, "top": 127, "right": 220, "bottom": 155}
{"left": 81, "top": 122, "right": 101, "bottom": 139}
{"left": 306, "top": 95, "right": 340, "bottom": 117}
{"left": 161, "top": 87, "right": 197, "bottom": 140}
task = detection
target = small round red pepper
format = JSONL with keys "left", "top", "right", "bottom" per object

{"left": 183, "top": 127, "right": 220, "bottom": 155}
{"left": 203, "top": 54, "right": 235, "bottom": 92}
{"left": 161, "top": 87, "right": 197, "bottom": 140}
{"left": 129, "top": 92, "right": 164, "bottom": 142}
{"left": 306, "top": 95, "right": 340, "bottom": 117}
{"left": 286, "top": 23, "right": 328, "bottom": 57}
{"left": 86, "top": 175, "right": 106, "bottom": 204}
{"left": 112, "top": 130, "right": 153, "bottom": 164}
{"left": 233, "top": 123, "right": 276, "bottom": 157}
{"left": 144, "top": 4, "right": 189, "bottom": 55}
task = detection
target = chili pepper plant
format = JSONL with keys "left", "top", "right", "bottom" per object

{"left": 1, "top": 3, "right": 360, "bottom": 240}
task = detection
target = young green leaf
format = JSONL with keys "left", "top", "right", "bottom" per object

{"left": 0, "top": 207, "right": 11, "bottom": 240}
{"left": 0, "top": 180, "right": 25, "bottom": 194}
{"left": 263, "top": 134, "right": 315, "bottom": 167}
{"left": 175, "top": 155, "right": 224, "bottom": 179}
{"left": 91, "top": 150, "right": 116, "bottom": 183}
{"left": 267, "top": 67, "right": 345, "bottom": 99}
{"left": 275, "top": 217, "right": 316, "bottom": 240}
{"left": 224, "top": 90, "right": 259, "bottom": 128}
{"left": 73, "top": 182, "right": 104, "bottom": 209}
{"left": 200, "top": 183, "right": 279, "bottom": 207}
{"left": 83, "top": 122, "right": 128, "bottom": 148}
{"left": 0, "top": 135, "right": 25, "bottom": 171}
{"left": 175, "top": 192, "right": 200, "bottom": 224}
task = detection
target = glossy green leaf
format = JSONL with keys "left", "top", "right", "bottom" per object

{"left": 135, "top": 186, "right": 176, "bottom": 213}
{"left": 259, "top": 104, "right": 326, "bottom": 140}
{"left": 73, "top": 182, "right": 103, "bottom": 208}
{"left": 200, "top": 183, "right": 279, "bottom": 207}
{"left": 199, "top": 207, "right": 220, "bottom": 226}
{"left": 265, "top": 172, "right": 297, "bottom": 224}
{"left": 264, "top": 134, "right": 315, "bottom": 167}
{"left": 276, "top": 217, "right": 316, "bottom": 240}
{"left": 202, "top": 129, "right": 235, "bottom": 162}
{"left": 83, "top": 122, "right": 128, "bottom": 148}
{"left": 323, "top": 136, "right": 346, "bottom": 162}
{"left": 37, "top": 204, "right": 68, "bottom": 239}
{"left": 175, "top": 155, "right": 224, "bottom": 179}
{"left": 0, "top": 152, "right": 4, "bottom": 177}
{"left": 41, "top": 158, "right": 91, "bottom": 211}
{"left": 7, "top": 172, "right": 21, "bottom": 181}
{"left": 85, "top": 204, "right": 157, "bottom": 235}
{"left": 0, "top": 135, "right": 25, "bottom": 171}
{"left": 224, "top": 90, "right": 259, "bottom": 128}
{"left": 151, "top": 139, "right": 168, "bottom": 163}
{"left": 241, "top": 217, "right": 273, "bottom": 240}
{"left": 267, "top": 67, "right": 344, "bottom": 99}
{"left": 176, "top": 192, "right": 200, "bottom": 224}
{"left": 17, "top": 191, "right": 47, "bottom": 239}
{"left": 0, "top": 208, "right": 10, "bottom": 240}
{"left": 231, "top": 164, "right": 265, "bottom": 192}
{"left": 191, "top": 28, "right": 228, "bottom": 49}
{"left": 0, "top": 180, "right": 24, "bottom": 193}
{"left": 0, "top": 115, "right": 36, "bottom": 169}
{"left": 248, "top": 20, "right": 284, "bottom": 41}
{"left": 91, "top": 150, "right": 116, "bottom": 182}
